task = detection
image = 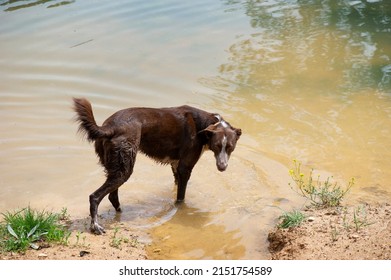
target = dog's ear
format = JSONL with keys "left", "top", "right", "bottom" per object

{"left": 235, "top": 128, "right": 242, "bottom": 139}
{"left": 198, "top": 124, "right": 217, "bottom": 140}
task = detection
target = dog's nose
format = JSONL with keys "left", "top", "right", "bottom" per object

{"left": 217, "top": 162, "right": 228, "bottom": 172}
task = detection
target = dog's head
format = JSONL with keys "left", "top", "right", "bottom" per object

{"left": 199, "top": 117, "right": 242, "bottom": 172}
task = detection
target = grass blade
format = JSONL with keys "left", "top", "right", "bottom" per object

{"left": 27, "top": 223, "right": 39, "bottom": 238}
{"left": 7, "top": 224, "right": 19, "bottom": 239}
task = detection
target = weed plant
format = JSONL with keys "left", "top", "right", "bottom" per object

{"left": 109, "top": 227, "right": 139, "bottom": 249}
{"left": 352, "top": 206, "right": 370, "bottom": 231}
{"left": 288, "top": 160, "right": 354, "bottom": 208}
{"left": 343, "top": 205, "right": 373, "bottom": 232}
{"left": 0, "top": 206, "right": 70, "bottom": 252}
{"left": 278, "top": 209, "right": 306, "bottom": 229}
{"left": 110, "top": 227, "right": 122, "bottom": 249}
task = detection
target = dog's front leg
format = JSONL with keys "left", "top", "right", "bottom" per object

{"left": 176, "top": 164, "right": 192, "bottom": 202}
{"left": 171, "top": 161, "right": 179, "bottom": 185}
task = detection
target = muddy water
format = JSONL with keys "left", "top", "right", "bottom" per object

{"left": 1, "top": 0, "right": 390, "bottom": 259}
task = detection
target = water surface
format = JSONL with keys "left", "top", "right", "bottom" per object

{"left": 1, "top": 0, "right": 390, "bottom": 259}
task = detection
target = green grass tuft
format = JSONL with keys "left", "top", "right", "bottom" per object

{"left": 0, "top": 206, "right": 70, "bottom": 252}
{"left": 278, "top": 209, "right": 306, "bottom": 229}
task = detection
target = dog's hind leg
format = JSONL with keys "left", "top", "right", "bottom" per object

{"left": 89, "top": 175, "right": 127, "bottom": 234}
{"left": 90, "top": 137, "right": 137, "bottom": 234}
{"left": 108, "top": 189, "right": 121, "bottom": 212}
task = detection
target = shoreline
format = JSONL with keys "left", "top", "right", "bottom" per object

{"left": 2, "top": 203, "right": 390, "bottom": 260}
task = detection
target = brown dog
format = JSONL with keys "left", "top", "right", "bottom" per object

{"left": 73, "top": 98, "right": 241, "bottom": 234}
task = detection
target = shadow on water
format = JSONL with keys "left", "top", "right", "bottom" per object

{"left": 1, "top": 0, "right": 75, "bottom": 12}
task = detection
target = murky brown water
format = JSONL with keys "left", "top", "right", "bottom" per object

{"left": 1, "top": 0, "right": 390, "bottom": 259}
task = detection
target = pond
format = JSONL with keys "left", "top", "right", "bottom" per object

{"left": 1, "top": 0, "right": 390, "bottom": 259}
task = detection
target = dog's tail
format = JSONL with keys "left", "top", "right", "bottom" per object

{"left": 73, "top": 98, "right": 112, "bottom": 142}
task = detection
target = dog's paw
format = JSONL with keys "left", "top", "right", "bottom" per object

{"left": 91, "top": 223, "right": 106, "bottom": 235}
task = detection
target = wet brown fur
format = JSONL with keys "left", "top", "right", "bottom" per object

{"left": 73, "top": 97, "right": 241, "bottom": 234}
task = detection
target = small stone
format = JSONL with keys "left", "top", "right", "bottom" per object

{"left": 38, "top": 253, "right": 48, "bottom": 258}
{"left": 308, "top": 216, "right": 316, "bottom": 222}
{"left": 80, "top": 250, "right": 90, "bottom": 257}
{"left": 349, "top": 234, "right": 359, "bottom": 240}
{"left": 30, "top": 243, "right": 40, "bottom": 250}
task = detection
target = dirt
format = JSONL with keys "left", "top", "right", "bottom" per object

{"left": 0, "top": 217, "right": 148, "bottom": 260}
{"left": 268, "top": 203, "right": 391, "bottom": 260}
{"left": 2, "top": 204, "right": 390, "bottom": 260}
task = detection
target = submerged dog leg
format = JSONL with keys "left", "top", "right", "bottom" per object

{"left": 176, "top": 164, "right": 192, "bottom": 202}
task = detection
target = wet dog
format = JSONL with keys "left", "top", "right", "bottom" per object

{"left": 73, "top": 98, "right": 242, "bottom": 234}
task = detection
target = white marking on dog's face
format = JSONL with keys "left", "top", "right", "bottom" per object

{"left": 206, "top": 122, "right": 241, "bottom": 172}
{"left": 215, "top": 135, "right": 229, "bottom": 172}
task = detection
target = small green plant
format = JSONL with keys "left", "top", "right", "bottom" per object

{"left": 330, "top": 226, "right": 339, "bottom": 242}
{"left": 59, "top": 207, "right": 71, "bottom": 222}
{"left": 75, "top": 231, "right": 81, "bottom": 245}
{"left": 288, "top": 160, "right": 354, "bottom": 208}
{"left": 0, "top": 206, "right": 70, "bottom": 252}
{"left": 342, "top": 205, "right": 373, "bottom": 232}
{"left": 73, "top": 231, "right": 89, "bottom": 248}
{"left": 110, "top": 227, "right": 122, "bottom": 249}
{"left": 278, "top": 209, "right": 305, "bottom": 229}
{"left": 109, "top": 227, "right": 139, "bottom": 249}
{"left": 126, "top": 235, "right": 139, "bottom": 248}
{"left": 352, "top": 206, "right": 373, "bottom": 232}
